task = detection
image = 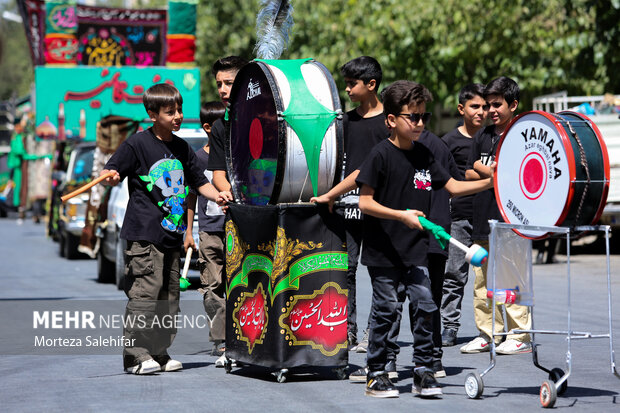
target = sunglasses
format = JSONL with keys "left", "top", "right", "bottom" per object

{"left": 399, "top": 112, "right": 432, "bottom": 124}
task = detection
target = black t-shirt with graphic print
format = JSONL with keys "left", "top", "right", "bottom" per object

{"left": 466, "top": 124, "right": 504, "bottom": 240}
{"left": 356, "top": 139, "right": 451, "bottom": 268}
{"left": 105, "top": 128, "right": 209, "bottom": 249}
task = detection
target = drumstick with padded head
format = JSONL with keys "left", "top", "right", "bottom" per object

{"left": 180, "top": 247, "right": 192, "bottom": 291}
{"left": 60, "top": 171, "right": 115, "bottom": 203}
{"left": 418, "top": 216, "right": 488, "bottom": 267}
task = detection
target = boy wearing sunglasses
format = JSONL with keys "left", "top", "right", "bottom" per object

{"left": 314, "top": 80, "right": 494, "bottom": 398}
{"left": 460, "top": 76, "right": 532, "bottom": 355}
{"left": 440, "top": 83, "right": 488, "bottom": 348}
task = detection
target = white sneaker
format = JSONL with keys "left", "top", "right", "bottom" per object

{"left": 496, "top": 339, "right": 532, "bottom": 355}
{"left": 460, "top": 336, "right": 491, "bottom": 353}
{"left": 215, "top": 354, "right": 227, "bottom": 368}
{"left": 125, "top": 358, "right": 161, "bottom": 375}
{"left": 161, "top": 359, "right": 183, "bottom": 372}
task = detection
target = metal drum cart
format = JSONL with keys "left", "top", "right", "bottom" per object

{"left": 464, "top": 220, "right": 620, "bottom": 408}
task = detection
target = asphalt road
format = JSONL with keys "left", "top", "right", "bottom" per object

{"left": 1, "top": 217, "right": 619, "bottom": 412}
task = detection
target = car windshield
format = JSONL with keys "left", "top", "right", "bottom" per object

{"left": 70, "top": 148, "right": 95, "bottom": 182}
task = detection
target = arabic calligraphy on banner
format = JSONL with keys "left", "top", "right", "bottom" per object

{"left": 35, "top": 66, "right": 201, "bottom": 141}
{"left": 279, "top": 282, "right": 348, "bottom": 356}
{"left": 231, "top": 284, "right": 268, "bottom": 354}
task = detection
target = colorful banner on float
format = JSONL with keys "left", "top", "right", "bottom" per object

{"left": 34, "top": 66, "right": 200, "bottom": 140}
{"left": 225, "top": 203, "right": 348, "bottom": 368}
{"left": 17, "top": 0, "right": 168, "bottom": 66}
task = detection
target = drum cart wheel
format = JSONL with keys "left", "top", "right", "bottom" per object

{"left": 273, "top": 368, "right": 289, "bottom": 383}
{"left": 549, "top": 367, "right": 567, "bottom": 395}
{"left": 540, "top": 380, "right": 557, "bottom": 408}
{"left": 333, "top": 366, "right": 347, "bottom": 380}
{"left": 465, "top": 372, "right": 484, "bottom": 399}
{"left": 224, "top": 358, "right": 233, "bottom": 374}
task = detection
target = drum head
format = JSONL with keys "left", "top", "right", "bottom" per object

{"left": 228, "top": 62, "right": 281, "bottom": 205}
{"left": 495, "top": 111, "right": 574, "bottom": 238}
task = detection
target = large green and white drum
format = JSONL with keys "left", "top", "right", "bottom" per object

{"left": 494, "top": 110, "right": 610, "bottom": 238}
{"left": 227, "top": 58, "right": 343, "bottom": 205}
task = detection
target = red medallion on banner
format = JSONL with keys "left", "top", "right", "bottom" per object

{"left": 232, "top": 284, "right": 268, "bottom": 353}
{"left": 279, "top": 282, "right": 348, "bottom": 356}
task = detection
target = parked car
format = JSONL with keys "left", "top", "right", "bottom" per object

{"left": 55, "top": 141, "right": 96, "bottom": 259}
{"left": 96, "top": 128, "right": 208, "bottom": 288}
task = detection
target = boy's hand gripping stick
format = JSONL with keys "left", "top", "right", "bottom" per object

{"left": 180, "top": 247, "right": 192, "bottom": 291}
{"left": 418, "top": 216, "right": 488, "bottom": 267}
{"left": 61, "top": 171, "right": 115, "bottom": 202}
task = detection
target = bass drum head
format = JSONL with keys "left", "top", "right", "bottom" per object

{"left": 228, "top": 59, "right": 342, "bottom": 205}
{"left": 495, "top": 111, "right": 574, "bottom": 238}
{"left": 494, "top": 111, "right": 609, "bottom": 238}
{"left": 228, "top": 62, "right": 281, "bottom": 205}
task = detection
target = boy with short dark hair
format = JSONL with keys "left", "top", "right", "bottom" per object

{"left": 440, "top": 83, "right": 487, "bottom": 347}
{"left": 339, "top": 56, "right": 389, "bottom": 352}
{"left": 207, "top": 56, "right": 249, "bottom": 193}
{"left": 101, "top": 83, "right": 231, "bottom": 375}
{"left": 461, "top": 76, "right": 532, "bottom": 355}
{"left": 184, "top": 101, "right": 229, "bottom": 365}
{"left": 317, "top": 80, "right": 494, "bottom": 398}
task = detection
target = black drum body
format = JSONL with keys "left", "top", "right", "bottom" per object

{"left": 495, "top": 110, "right": 610, "bottom": 238}
{"left": 226, "top": 59, "right": 343, "bottom": 205}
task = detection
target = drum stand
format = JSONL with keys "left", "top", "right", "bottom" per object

{"left": 464, "top": 220, "right": 620, "bottom": 408}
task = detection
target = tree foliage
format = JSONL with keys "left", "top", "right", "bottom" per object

{"left": 196, "top": 0, "right": 618, "bottom": 112}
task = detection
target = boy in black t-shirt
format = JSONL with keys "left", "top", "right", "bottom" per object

{"left": 207, "top": 56, "right": 249, "bottom": 193}
{"left": 339, "top": 56, "right": 390, "bottom": 352}
{"left": 184, "top": 102, "right": 229, "bottom": 365}
{"left": 440, "top": 83, "right": 488, "bottom": 347}
{"left": 101, "top": 84, "right": 232, "bottom": 375}
{"left": 461, "top": 76, "right": 532, "bottom": 356}
{"left": 315, "top": 80, "right": 494, "bottom": 398}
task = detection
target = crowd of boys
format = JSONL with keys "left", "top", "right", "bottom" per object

{"left": 99, "top": 54, "right": 531, "bottom": 400}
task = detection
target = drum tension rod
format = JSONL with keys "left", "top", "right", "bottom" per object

{"left": 566, "top": 121, "right": 591, "bottom": 227}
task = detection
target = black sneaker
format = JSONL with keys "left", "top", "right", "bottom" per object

{"left": 413, "top": 367, "right": 442, "bottom": 397}
{"left": 349, "top": 366, "right": 369, "bottom": 382}
{"left": 385, "top": 359, "right": 398, "bottom": 380}
{"left": 365, "top": 371, "right": 399, "bottom": 398}
{"left": 441, "top": 328, "right": 457, "bottom": 347}
{"left": 432, "top": 360, "right": 446, "bottom": 378}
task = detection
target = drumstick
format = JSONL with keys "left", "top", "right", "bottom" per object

{"left": 60, "top": 171, "right": 115, "bottom": 202}
{"left": 180, "top": 247, "right": 192, "bottom": 291}
{"left": 418, "top": 216, "right": 488, "bottom": 267}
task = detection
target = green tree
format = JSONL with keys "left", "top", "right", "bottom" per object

{"left": 0, "top": 0, "right": 34, "bottom": 101}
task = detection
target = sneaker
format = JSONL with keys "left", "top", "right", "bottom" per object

{"left": 351, "top": 361, "right": 397, "bottom": 382}
{"left": 161, "top": 359, "right": 183, "bottom": 372}
{"left": 441, "top": 328, "right": 458, "bottom": 347}
{"left": 211, "top": 341, "right": 226, "bottom": 356}
{"left": 125, "top": 358, "right": 161, "bottom": 375}
{"left": 365, "top": 371, "right": 399, "bottom": 398}
{"left": 215, "top": 353, "right": 237, "bottom": 368}
{"left": 385, "top": 359, "right": 398, "bottom": 380}
{"left": 348, "top": 332, "right": 358, "bottom": 350}
{"left": 349, "top": 366, "right": 369, "bottom": 382}
{"left": 432, "top": 360, "right": 446, "bottom": 378}
{"left": 460, "top": 336, "right": 491, "bottom": 353}
{"left": 413, "top": 367, "right": 442, "bottom": 397}
{"left": 496, "top": 339, "right": 532, "bottom": 355}
{"left": 353, "top": 329, "right": 368, "bottom": 353}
